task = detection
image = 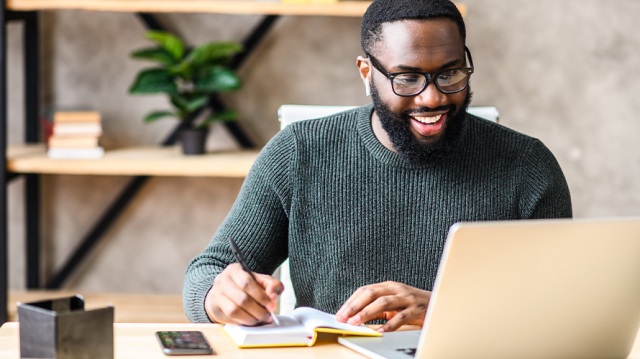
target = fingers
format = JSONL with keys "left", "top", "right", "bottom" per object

{"left": 206, "top": 288, "right": 255, "bottom": 325}
{"left": 335, "top": 282, "right": 431, "bottom": 332}
{"left": 255, "top": 272, "right": 285, "bottom": 305}
{"left": 377, "top": 305, "right": 426, "bottom": 332}
{"left": 336, "top": 282, "right": 395, "bottom": 323}
{"left": 205, "top": 263, "right": 282, "bottom": 326}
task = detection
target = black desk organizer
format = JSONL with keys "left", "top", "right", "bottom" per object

{"left": 17, "top": 295, "right": 114, "bottom": 359}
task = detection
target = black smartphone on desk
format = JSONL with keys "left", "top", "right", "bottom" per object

{"left": 156, "top": 331, "right": 215, "bottom": 356}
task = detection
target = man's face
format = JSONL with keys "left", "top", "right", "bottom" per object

{"left": 359, "top": 19, "right": 471, "bottom": 164}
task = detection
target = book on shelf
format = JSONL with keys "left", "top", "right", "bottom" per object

{"left": 47, "top": 110, "right": 104, "bottom": 159}
{"left": 47, "top": 147, "right": 105, "bottom": 159}
{"left": 53, "top": 111, "right": 101, "bottom": 123}
{"left": 52, "top": 122, "right": 102, "bottom": 137}
{"left": 223, "top": 306, "right": 381, "bottom": 348}
{"left": 48, "top": 136, "right": 100, "bottom": 148}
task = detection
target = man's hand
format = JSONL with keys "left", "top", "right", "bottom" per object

{"left": 205, "top": 263, "right": 283, "bottom": 325}
{"left": 335, "top": 281, "right": 431, "bottom": 332}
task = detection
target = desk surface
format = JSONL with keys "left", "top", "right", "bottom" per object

{"left": 0, "top": 322, "right": 366, "bottom": 359}
{"left": 2, "top": 322, "right": 640, "bottom": 359}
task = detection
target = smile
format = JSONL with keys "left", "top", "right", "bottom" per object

{"left": 413, "top": 114, "right": 442, "bottom": 124}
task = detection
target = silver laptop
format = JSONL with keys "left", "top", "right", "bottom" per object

{"left": 339, "top": 218, "right": 640, "bottom": 359}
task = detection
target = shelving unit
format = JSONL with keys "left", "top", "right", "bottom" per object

{"left": 6, "top": 0, "right": 373, "bottom": 16}
{"left": 6, "top": 0, "right": 465, "bottom": 17}
{"left": 1, "top": 1, "right": 467, "bottom": 324}
{"left": 7, "top": 145, "right": 259, "bottom": 177}
{"left": 0, "top": 0, "right": 382, "bottom": 326}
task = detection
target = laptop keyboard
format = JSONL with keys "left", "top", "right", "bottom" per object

{"left": 396, "top": 347, "right": 417, "bottom": 357}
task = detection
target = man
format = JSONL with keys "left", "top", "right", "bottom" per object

{"left": 183, "top": 0, "right": 572, "bottom": 333}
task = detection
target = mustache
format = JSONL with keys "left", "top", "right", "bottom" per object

{"left": 405, "top": 104, "right": 456, "bottom": 116}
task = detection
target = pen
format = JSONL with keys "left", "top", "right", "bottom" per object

{"left": 228, "top": 237, "right": 280, "bottom": 326}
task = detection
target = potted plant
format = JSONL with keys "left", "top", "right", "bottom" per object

{"left": 128, "top": 30, "right": 243, "bottom": 154}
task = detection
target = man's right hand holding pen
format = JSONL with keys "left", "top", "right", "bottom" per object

{"left": 205, "top": 262, "right": 284, "bottom": 326}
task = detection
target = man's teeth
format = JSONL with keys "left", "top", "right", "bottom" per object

{"left": 414, "top": 114, "right": 442, "bottom": 124}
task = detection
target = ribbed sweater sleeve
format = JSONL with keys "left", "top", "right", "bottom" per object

{"left": 183, "top": 129, "right": 295, "bottom": 322}
{"left": 517, "top": 139, "right": 573, "bottom": 218}
{"left": 183, "top": 104, "right": 572, "bottom": 322}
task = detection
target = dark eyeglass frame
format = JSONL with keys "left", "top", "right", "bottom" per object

{"left": 366, "top": 46, "right": 474, "bottom": 97}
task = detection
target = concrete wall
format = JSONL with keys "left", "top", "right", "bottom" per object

{"left": 6, "top": 0, "right": 640, "bottom": 294}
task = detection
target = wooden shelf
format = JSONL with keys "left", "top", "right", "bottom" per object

{"left": 6, "top": 0, "right": 373, "bottom": 17}
{"left": 6, "top": 1, "right": 466, "bottom": 17}
{"left": 7, "top": 145, "right": 259, "bottom": 177}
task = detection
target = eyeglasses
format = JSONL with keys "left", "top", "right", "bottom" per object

{"left": 366, "top": 46, "right": 474, "bottom": 97}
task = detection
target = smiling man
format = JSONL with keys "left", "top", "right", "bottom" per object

{"left": 183, "top": 0, "right": 572, "bottom": 332}
{"left": 363, "top": 18, "right": 473, "bottom": 165}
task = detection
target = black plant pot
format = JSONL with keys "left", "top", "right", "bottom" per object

{"left": 180, "top": 128, "right": 209, "bottom": 155}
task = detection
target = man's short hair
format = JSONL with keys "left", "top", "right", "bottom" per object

{"left": 361, "top": 0, "right": 466, "bottom": 55}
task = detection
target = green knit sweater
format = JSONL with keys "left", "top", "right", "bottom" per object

{"left": 183, "top": 104, "right": 572, "bottom": 323}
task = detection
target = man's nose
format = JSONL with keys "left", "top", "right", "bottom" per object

{"left": 414, "top": 82, "right": 447, "bottom": 109}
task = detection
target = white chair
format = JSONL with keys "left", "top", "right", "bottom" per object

{"left": 278, "top": 105, "right": 357, "bottom": 130}
{"left": 274, "top": 104, "right": 499, "bottom": 315}
{"left": 278, "top": 104, "right": 498, "bottom": 129}
{"left": 467, "top": 106, "right": 500, "bottom": 123}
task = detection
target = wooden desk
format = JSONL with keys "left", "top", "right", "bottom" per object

{"left": 1, "top": 321, "right": 640, "bottom": 358}
{"left": 0, "top": 322, "right": 366, "bottom": 359}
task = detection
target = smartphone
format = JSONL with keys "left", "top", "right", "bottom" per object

{"left": 155, "top": 331, "right": 215, "bottom": 356}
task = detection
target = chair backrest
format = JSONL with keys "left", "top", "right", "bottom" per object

{"left": 274, "top": 103, "right": 500, "bottom": 315}
{"left": 278, "top": 104, "right": 499, "bottom": 130}
{"left": 467, "top": 106, "right": 500, "bottom": 123}
{"left": 278, "top": 105, "right": 357, "bottom": 130}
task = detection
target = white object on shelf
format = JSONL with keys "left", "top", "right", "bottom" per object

{"left": 47, "top": 147, "right": 105, "bottom": 159}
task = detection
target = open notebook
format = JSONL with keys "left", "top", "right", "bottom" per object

{"left": 223, "top": 307, "right": 380, "bottom": 348}
{"left": 339, "top": 217, "right": 640, "bottom": 359}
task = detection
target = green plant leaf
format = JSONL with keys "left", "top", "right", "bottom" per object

{"left": 145, "top": 31, "right": 185, "bottom": 62}
{"left": 129, "top": 68, "right": 178, "bottom": 95}
{"left": 196, "top": 110, "right": 238, "bottom": 129}
{"left": 186, "top": 42, "right": 243, "bottom": 67}
{"left": 143, "top": 111, "right": 177, "bottom": 123}
{"left": 170, "top": 95, "right": 190, "bottom": 112}
{"left": 168, "top": 60, "right": 194, "bottom": 80}
{"left": 185, "top": 95, "right": 210, "bottom": 113}
{"left": 131, "top": 47, "right": 177, "bottom": 66}
{"left": 194, "top": 66, "right": 242, "bottom": 92}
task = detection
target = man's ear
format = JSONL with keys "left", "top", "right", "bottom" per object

{"left": 356, "top": 55, "right": 371, "bottom": 81}
{"left": 356, "top": 56, "right": 372, "bottom": 96}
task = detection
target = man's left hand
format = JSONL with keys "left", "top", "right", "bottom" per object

{"left": 335, "top": 281, "right": 431, "bottom": 332}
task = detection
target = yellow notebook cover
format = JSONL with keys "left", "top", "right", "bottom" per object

{"left": 223, "top": 307, "right": 381, "bottom": 348}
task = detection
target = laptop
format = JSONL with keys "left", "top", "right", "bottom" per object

{"left": 338, "top": 218, "right": 640, "bottom": 359}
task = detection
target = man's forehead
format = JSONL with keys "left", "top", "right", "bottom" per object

{"left": 373, "top": 19, "right": 464, "bottom": 61}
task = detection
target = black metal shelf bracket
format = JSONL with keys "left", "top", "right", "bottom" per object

{"left": 1, "top": 3, "right": 10, "bottom": 325}
{"left": 24, "top": 10, "right": 41, "bottom": 290}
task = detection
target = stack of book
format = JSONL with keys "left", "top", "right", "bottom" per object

{"left": 47, "top": 111, "right": 105, "bottom": 159}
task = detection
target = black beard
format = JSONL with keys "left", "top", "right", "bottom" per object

{"left": 371, "top": 82, "right": 472, "bottom": 166}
